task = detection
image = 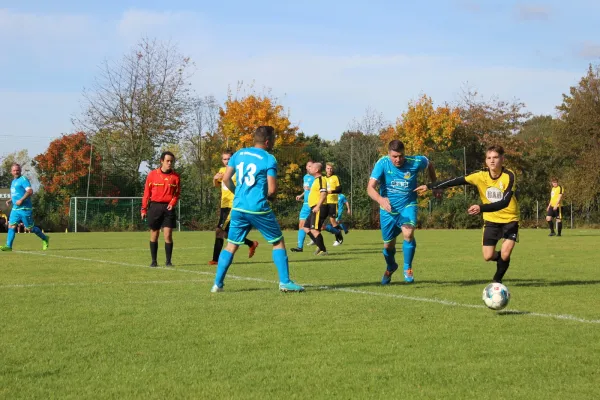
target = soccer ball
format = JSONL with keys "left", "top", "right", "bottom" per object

{"left": 482, "top": 282, "right": 510, "bottom": 310}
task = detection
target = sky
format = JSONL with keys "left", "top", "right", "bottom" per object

{"left": 1, "top": 0, "right": 599, "bottom": 157}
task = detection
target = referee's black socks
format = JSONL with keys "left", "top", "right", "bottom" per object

{"left": 165, "top": 242, "right": 173, "bottom": 264}
{"left": 150, "top": 241, "right": 158, "bottom": 263}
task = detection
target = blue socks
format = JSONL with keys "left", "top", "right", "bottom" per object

{"left": 214, "top": 249, "right": 234, "bottom": 288}
{"left": 382, "top": 248, "right": 397, "bottom": 272}
{"left": 325, "top": 224, "right": 341, "bottom": 235}
{"left": 297, "top": 229, "right": 306, "bottom": 249}
{"left": 31, "top": 226, "right": 47, "bottom": 241}
{"left": 272, "top": 249, "right": 290, "bottom": 284}
{"left": 403, "top": 239, "right": 417, "bottom": 269}
{"left": 214, "top": 248, "right": 291, "bottom": 288}
{"left": 7, "top": 227, "right": 16, "bottom": 248}
{"left": 6, "top": 226, "right": 47, "bottom": 248}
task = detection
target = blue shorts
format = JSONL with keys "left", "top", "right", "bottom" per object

{"left": 299, "top": 204, "right": 311, "bottom": 220}
{"left": 380, "top": 205, "right": 418, "bottom": 243}
{"left": 228, "top": 210, "right": 283, "bottom": 245}
{"left": 9, "top": 209, "right": 34, "bottom": 229}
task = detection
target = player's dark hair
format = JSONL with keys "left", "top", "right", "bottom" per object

{"left": 486, "top": 145, "right": 504, "bottom": 156}
{"left": 551, "top": 177, "right": 558, "bottom": 182}
{"left": 160, "top": 151, "right": 176, "bottom": 161}
{"left": 388, "top": 140, "right": 405, "bottom": 153}
{"left": 254, "top": 126, "right": 275, "bottom": 144}
{"left": 223, "top": 149, "right": 234, "bottom": 156}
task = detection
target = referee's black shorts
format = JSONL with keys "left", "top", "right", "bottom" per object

{"left": 147, "top": 202, "right": 177, "bottom": 230}
{"left": 304, "top": 205, "right": 329, "bottom": 231}
{"left": 482, "top": 221, "right": 519, "bottom": 247}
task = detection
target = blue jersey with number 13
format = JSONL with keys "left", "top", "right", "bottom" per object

{"left": 228, "top": 147, "right": 277, "bottom": 214}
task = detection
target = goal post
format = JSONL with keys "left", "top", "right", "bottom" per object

{"left": 69, "top": 197, "right": 181, "bottom": 233}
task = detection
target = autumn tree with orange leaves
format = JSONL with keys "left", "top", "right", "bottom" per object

{"left": 33, "top": 132, "right": 106, "bottom": 201}
{"left": 217, "top": 86, "right": 299, "bottom": 150}
{"left": 381, "top": 94, "right": 462, "bottom": 155}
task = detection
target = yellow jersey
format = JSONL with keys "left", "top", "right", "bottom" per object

{"left": 308, "top": 176, "right": 328, "bottom": 207}
{"left": 326, "top": 175, "right": 341, "bottom": 204}
{"left": 465, "top": 168, "right": 519, "bottom": 223}
{"left": 550, "top": 185, "right": 564, "bottom": 207}
{"left": 217, "top": 166, "right": 236, "bottom": 208}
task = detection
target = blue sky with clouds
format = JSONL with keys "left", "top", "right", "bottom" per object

{"left": 1, "top": 0, "right": 599, "bottom": 157}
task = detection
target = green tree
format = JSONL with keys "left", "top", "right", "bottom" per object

{"left": 556, "top": 64, "right": 600, "bottom": 212}
{"left": 75, "top": 37, "right": 194, "bottom": 192}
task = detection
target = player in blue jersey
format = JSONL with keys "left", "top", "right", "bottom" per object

{"left": 291, "top": 161, "right": 314, "bottom": 252}
{"left": 211, "top": 126, "right": 304, "bottom": 293}
{"left": 367, "top": 140, "right": 439, "bottom": 284}
{"left": 1, "top": 163, "right": 50, "bottom": 252}
{"left": 327, "top": 193, "right": 350, "bottom": 244}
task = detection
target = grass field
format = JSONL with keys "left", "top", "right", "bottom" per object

{"left": 1, "top": 229, "right": 599, "bottom": 399}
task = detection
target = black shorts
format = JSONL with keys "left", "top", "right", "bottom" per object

{"left": 217, "top": 208, "right": 231, "bottom": 230}
{"left": 482, "top": 221, "right": 519, "bottom": 246}
{"left": 147, "top": 202, "right": 177, "bottom": 230}
{"left": 304, "top": 205, "right": 329, "bottom": 231}
{"left": 546, "top": 207, "right": 563, "bottom": 219}
{"left": 326, "top": 203, "right": 338, "bottom": 219}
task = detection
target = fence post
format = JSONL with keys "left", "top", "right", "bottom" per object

{"left": 536, "top": 200, "right": 539, "bottom": 228}
{"left": 571, "top": 203, "right": 573, "bottom": 229}
{"left": 178, "top": 201, "right": 181, "bottom": 232}
{"left": 131, "top": 199, "right": 134, "bottom": 229}
{"left": 350, "top": 136, "right": 353, "bottom": 220}
{"left": 74, "top": 197, "right": 78, "bottom": 233}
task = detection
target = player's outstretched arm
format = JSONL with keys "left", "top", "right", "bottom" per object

{"left": 428, "top": 176, "right": 468, "bottom": 190}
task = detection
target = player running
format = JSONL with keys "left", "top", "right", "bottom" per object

{"left": 417, "top": 145, "right": 519, "bottom": 283}
{"left": 323, "top": 163, "right": 344, "bottom": 246}
{"left": 328, "top": 193, "right": 351, "bottom": 243}
{"left": 290, "top": 161, "right": 314, "bottom": 252}
{"left": 211, "top": 126, "right": 304, "bottom": 292}
{"left": 0, "top": 163, "right": 49, "bottom": 252}
{"left": 368, "top": 140, "right": 438, "bottom": 284}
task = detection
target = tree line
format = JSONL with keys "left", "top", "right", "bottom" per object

{"left": 1, "top": 38, "right": 599, "bottom": 231}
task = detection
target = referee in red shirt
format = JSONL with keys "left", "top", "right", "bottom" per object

{"left": 141, "top": 151, "right": 180, "bottom": 267}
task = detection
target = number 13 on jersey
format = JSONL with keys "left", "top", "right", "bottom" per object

{"left": 236, "top": 162, "right": 257, "bottom": 186}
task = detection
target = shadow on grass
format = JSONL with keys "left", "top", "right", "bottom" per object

{"left": 312, "top": 278, "right": 600, "bottom": 290}
{"left": 497, "top": 310, "right": 530, "bottom": 316}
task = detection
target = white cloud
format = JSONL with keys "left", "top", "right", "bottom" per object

{"left": 578, "top": 42, "right": 600, "bottom": 59}
{"left": 0, "top": 9, "right": 106, "bottom": 69}
{"left": 117, "top": 9, "right": 201, "bottom": 41}
{"left": 516, "top": 4, "right": 552, "bottom": 21}
{"left": 189, "top": 49, "right": 581, "bottom": 137}
{"left": 456, "top": 0, "right": 481, "bottom": 13}
{"left": 0, "top": 8, "right": 91, "bottom": 38}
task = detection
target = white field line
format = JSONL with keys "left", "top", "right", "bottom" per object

{"left": 9, "top": 251, "right": 600, "bottom": 325}
{"left": 0, "top": 279, "right": 210, "bottom": 289}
